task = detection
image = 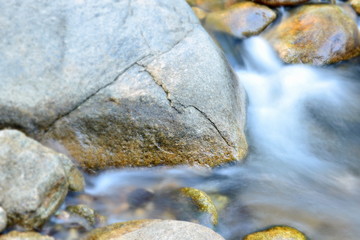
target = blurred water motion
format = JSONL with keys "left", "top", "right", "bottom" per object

{"left": 66, "top": 36, "right": 360, "bottom": 240}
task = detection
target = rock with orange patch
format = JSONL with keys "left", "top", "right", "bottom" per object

{"left": 265, "top": 5, "right": 360, "bottom": 65}
{"left": 205, "top": 2, "right": 276, "bottom": 38}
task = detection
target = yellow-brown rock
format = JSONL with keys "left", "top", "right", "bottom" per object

{"left": 350, "top": 0, "right": 360, "bottom": 14}
{"left": 265, "top": 5, "right": 360, "bottom": 65}
{"left": 253, "top": 0, "right": 309, "bottom": 6}
{"left": 179, "top": 187, "right": 218, "bottom": 225}
{"left": 205, "top": 2, "right": 276, "bottom": 38}
{"left": 0, "top": 231, "right": 54, "bottom": 240}
{"left": 243, "top": 226, "right": 307, "bottom": 240}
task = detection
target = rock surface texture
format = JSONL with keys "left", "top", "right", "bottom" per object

{"left": 265, "top": 5, "right": 360, "bottom": 65}
{"left": 205, "top": 2, "right": 276, "bottom": 38}
{"left": 243, "top": 226, "right": 307, "bottom": 240}
{"left": 0, "top": 130, "right": 83, "bottom": 229}
{"left": 84, "top": 219, "right": 225, "bottom": 240}
{"left": 0, "top": 0, "right": 248, "bottom": 170}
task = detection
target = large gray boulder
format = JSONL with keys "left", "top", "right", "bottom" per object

{"left": 0, "top": 130, "right": 84, "bottom": 230}
{"left": 0, "top": 0, "right": 247, "bottom": 170}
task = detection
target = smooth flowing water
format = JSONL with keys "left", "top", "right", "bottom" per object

{"left": 62, "top": 36, "right": 360, "bottom": 240}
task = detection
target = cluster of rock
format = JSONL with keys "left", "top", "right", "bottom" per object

{"left": 189, "top": 0, "right": 360, "bottom": 65}
{"left": 2, "top": 0, "right": 356, "bottom": 238}
{"left": 0, "top": 0, "right": 246, "bottom": 238}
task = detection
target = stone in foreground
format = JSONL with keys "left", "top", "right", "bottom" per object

{"left": 244, "top": 226, "right": 307, "bottom": 240}
{"left": 0, "top": 130, "right": 84, "bottom": 229}
{"left": 205, "top": 2, "right": 276, "bottom": 38}
{"left": 265, "top": 5, "right": 360, "bottom": 65}
{"left": 84, "top": 219, "right": 225, "bottom": 240}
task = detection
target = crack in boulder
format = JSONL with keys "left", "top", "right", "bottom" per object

{"left": 44, "top": 27, "right": 196, "bottom": 135}
{"left": 136, "top": 63, "right": 182, "bottom": 114}
{"left": 43, "top": 54, "right": 151, "bottom": 134}
{"left": 181, "top": 104, "right": 232, "bottom": 147}
{"left": 137, "top": 63, "right": 232, "bottom": 148}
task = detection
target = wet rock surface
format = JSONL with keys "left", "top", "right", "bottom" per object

{"left": 205, "top": 2, "right": 276, "bottom": 39}
{"left": 265, "top": 4, "right": 360, "bottom": 65}
{"left": 0, "top": 130, "right": 83, "bottom": 229}
{"left": 84, "top": 219, "right": 225, "bottom": 240}
{"left": 243, "top": 226, "right": 307, "bottom": 240}
{"left": 29, "top": 0, "right": 248, "bottom": 170}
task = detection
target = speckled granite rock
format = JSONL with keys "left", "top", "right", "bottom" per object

{"left": 0, "top": 130, "right": 84, "bottom": 229}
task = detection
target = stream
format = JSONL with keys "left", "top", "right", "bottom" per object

{"left": 58, "top": 27, "right": 360, "bottom": 240}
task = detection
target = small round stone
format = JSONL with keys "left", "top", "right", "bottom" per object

{"left": 244, "top": 226, "right": 307, "bottom": 240}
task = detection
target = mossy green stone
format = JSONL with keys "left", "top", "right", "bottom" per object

{"left": 66, "top": 205, "right": 96, "bottom": 226}
{"left": 179, "top": 187, "right": 218, "bottom": 225}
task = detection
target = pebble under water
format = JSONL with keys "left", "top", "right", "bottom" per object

{"left": 56, "top": 35, "right": 360, "bottom": 240}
